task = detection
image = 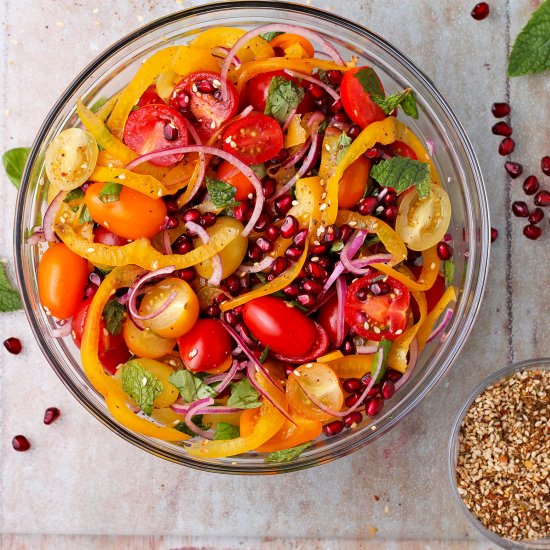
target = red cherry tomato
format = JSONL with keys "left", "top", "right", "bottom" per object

{"left": 409, "top": 264, "right": 445, "bottom": 319}
{"left": 340, "top": 67, "right": 386, "bottom": 128}
{"left": 222, "top": 113, "right": 283, "bottom": 164}
{"left": 137, "top": 84, "right": 163, "bottom": 107}
{"left": 246, "top": 70, "right": 314, "bottom": 113}
{"left": 71, "top": 298, "right": 131, "bottom": 375}
{"left": 216, "top": 160, "right": 255, "bottom": 201}
{"left": 169, "top": 71, "right": 239, "bottom": 140}
{"left": 317, "top": 293, "right": 349, "bottom": 346}
{"left": 38, "top": 243, "right": 89, "bottom": 319}
{"left": 390, "top": 140, "right": 418, "bottom": 160}
{"left": 123, "top": 104, "right": 188, "bottom": 167}
{"left": 178, "top": 319, "right": 232, "bottom": 373}
{"left": 242, "top": 296, "right": 316, "bottom": 357}
{"left": 93, "top": 226, "right": 129, "bottom": 246}
{"left": 344, "top": 272, "right": 410, "bottom": 341}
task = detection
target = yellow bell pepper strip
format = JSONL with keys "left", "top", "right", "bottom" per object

{"left": 317, "top": 350, "right": 344, "bottom": 363}
{"left": 284, "top": 114, "right": 307, "bottom": 148}
{"left": 220, "top": 240, "right": 309, "bottom": 312}
{"left": 96, "top": 150, "right": 125, "bottom": 169}
{"left": 171, "top": 46, "right": 221, "bottom": 76}
{"left": 163, "top": 156, "right": 198, "bottom": 190}
{"left": 89, "top": 166, "right": 171, "bottom": 198}
{"left": 335, "top": 210, "right": 408, "bottom": 267}
{"left": 328, "top": 354, "right": 374, "bottom": 379}
{"left": 417, "top": 285, "right": 457, "bottom": 350}
{"left": 324, "top": 117, "right": 398, "bottom": 227}
{"left": 94, "top": 90, "right": 122, "bottom": 123}
{"left": 287, "top": 177, "right": 323, "bottom": 240}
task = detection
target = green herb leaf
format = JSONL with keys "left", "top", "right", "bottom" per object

{"left": 102, "top": 299, "right": 126, "bottom": 335}
{"left": 330, "top": 240, "right": 344, "bottom": 253}
{"left": 227, "top": 377, "right": 262, "bottom": 409}
{"left": 371, "top": 338, "right": 392, "bottom": 383}
{"left": 99, "top": 182, "right": 122, "bottom": 203}
{"left": 508, "top": 0, "right": 550, "bottom": 77}
{"left": 260, "top": 31, "right": 284, "bottom": 42}
{"left": 206, "top": 176, "right": 240, "bottom": 209}
{"left": 353, "top": 67, "right": 384, "bottom": 98}
{"left": 444, "top": 259, "right": 455, "bottom": 288}
{"left": 251, "top": 163, "right": 267, "bottom": 180}
{"left": 168, "top": 370, "right": 217, "bottom": 403}
{"left": 2, "top": 147, "right": 31, "bottom": 189}
{"left": 121, "top": 360, "right": 164, "bottom": 415}
{"left": 63, "top": 188, "right": 84, "bottom": 203}
{"left": 372, "top": 88, "right": 419, "bottom": 119}
{"left": 259, "top": 345, "right": 270, "bottom": 364}
{"left": 174, "top": 416, "right": 208, "bottom": 436}
{"left": 317, "top": 69, "right": 330, "bottom": 85}
{"left": 317, "top": 119, "right": 328, "bottom": 134}
{"left": 336, "top": 131, "right": 353, "bottom": 163}
{"left": 265, "top": 441, "right": 312, "bottom": 463}
{"left": 214, "top": 422, "right": 240, "bottom": 440}
{"left": 79, "top": 204, "right": 93, "bottom": 224}
{"left": 400, "top": 92, "right": 420, "bottom": 119}
{"left": 0, "top": 263, "right": 23, "bottom": 312}
{"left": 288, "top": 300, "right": 309, "bottom": 313}
{"left": 264, "top": 76, "right": 305, "bottom": 125}
{"left": 370, "top": 157, "right": 431, "bottom": 198}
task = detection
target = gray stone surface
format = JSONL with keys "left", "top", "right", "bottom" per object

{"left": 0, "top": 0, "right": 548, "bottom": 546}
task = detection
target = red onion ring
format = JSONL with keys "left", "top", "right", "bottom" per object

{"left": 281, "top": 107, "right": 297, "bottom": 133}
{"left": 132, "top": 290, "right": 178, "bottom": 321}
{"left": 236, "top": 256, "right": 274, "bottom": 274}
{"left": 185, "top": 221, "right": 222, "bottom": 286}
{"left": 203, "top": 369, "right": 244, "bottom": 387}
{"left": 211, "top": 46, "right": 242, "bottom": 69}
{"left": 207, "top": 359, "right": 240, "bottom": 395}
{"left": 426, "top": 308, "right": 454, "bottom": 343}
{"left": 356, "top": 343, "right": 378, "bottom": 354}
{"left": 322, "top": 262, "right": 346, "bottom": 293}
{"left": 395, "top": 338, "right": 419, "bottom": 391}
{"left": 323, "top": 230, "right": 367, "bottom": 292}
{"left": 184, "top": 398, "right": 215, "bottom": 439}
{"left": 426, "top": 139, "right": 435, "bottom": 157}
{"left": 269, "top": 138, "right": 311, "bottom": 177}
{"left": 43, "top": 191, "right": 64, "bottom": 242}
{"left": 179, "top": 119, "right": 206, "bottom": 204}
{"left": 161, "top": 230, "right": 172, "bottom": 255}
{"left": 51, "top": 319, "right": 73, "bottom": 338}
{"left": 334, "top": 277, "right": 346, "bottom": 348}
{"left": 339, "top": 229, "right": 367, "bottom": 273}
{"left": 125, "top": 145, "right": 264, "bottom": 236}
{"left": 283, "top": 69, "right": 340, "bottom": 102}
{"left": 27, "top": 230, "right": 46, "bottom": 245}
{"left": 171, "top": 402, "right": 243, "bottom": 415}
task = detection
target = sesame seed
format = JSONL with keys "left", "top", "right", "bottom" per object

{"left": 189, "top": 349, "right": 198, "bottom": 358}
{"left": 319, "top": 203, "right": 327, "bottom": 211}
{"left": 152, "top": 261, "right": 159, "bottom": 270}
{"left": 292, "top": 200, "right": 299, "bottom": 206}
{"left": 348, "top": 221, "right": 358, "bottom": 227}
{"left": 87, "top": 247, "right": 95, "bottom": 253}
{"left": 210, "top": 120, "right": 217, "bottom": 129}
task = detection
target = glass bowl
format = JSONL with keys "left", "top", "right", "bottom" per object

{"left": 14, "top": 1, "right": 490, "bottom": 473}
{"left": 448, "top": 358, "right": 550, "bottom": 549}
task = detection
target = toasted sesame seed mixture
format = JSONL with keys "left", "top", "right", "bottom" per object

{"left": 456, "top": 369, "right": 550, "bottom": 541}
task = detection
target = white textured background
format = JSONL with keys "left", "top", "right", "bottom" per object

{"left": 1, "top": 1, "right": 549, "bottom": 548}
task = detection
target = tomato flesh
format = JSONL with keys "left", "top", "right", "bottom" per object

{"left": 137, "top": 84, "right": 163, "bottom": 107}
{"left": 341, "top": 67, "right": 386, "bottom": 128}
{"left": 390, "top": 140, "right": 418, "bottom": 160}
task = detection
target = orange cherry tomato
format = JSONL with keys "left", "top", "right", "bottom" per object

{"left": 85, "top": 182, "right": 167, "bottom": 240}
{"left": 217, "top": 160, "right": 255, "bottom": 201}
{"left": 338, "top": 156, "right": 371, "bottom": 209}
{"left": 38, "top": 243, "right": 89, "bottom": 319}
{"left": 269, "top": 33, "right": 315, "bottom": 58}
{"left": 122, "top": 317, "right": 176, "bottom": 359}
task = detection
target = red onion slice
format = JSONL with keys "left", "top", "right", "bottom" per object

{"left": 395, "top": 338, "right": 419, "bottom": 391}
{"left": 426, "top": 139, "right": 435, "bottom": 157}
{"left": 184, "top": 398, "right": 215, "bottom": 439}
{"left": 179, "top": 119, "right": 206, "bottom": 204}
{"left": 51, "top": 319, "right": 73, "bottom": 338}
{"left": 27, "top": 229, "right": 46, "bottom": 245}
{"left": 426, "top": 308, "right": 454, "bottom": 343}
{"left": 283, "top": 69, "right": 340, "bottom": 102}
{"left": 211, "top": 46, "right": 242, "bottom": 69}
{"left": 170, "top": 402, "right": 243, "bottom": 415}
{"left": 131, "top": 290, "right": 178, "bottom": 321}
{"left": 209, "top": 359, "right": 240, "bottom": 395}
{"left": 356, "top": 343, "right": 378, "bottom": 354}
{"left": 161, "top": 230, "right": 172, "bottom": 255}
{"left": 323, "top": 262, "right": 346, "bottom": 293}
{"left": 339, "top": 229, "right": 367, "bottom": 273}
{"left": 281, "top": 107, "right": 297, "bottom": 133}
{"left": 334, "top": 277, "right": 346, "bottom": 348}
{"left": 43, "top": 191, "right": 64, "bottom": 242}
{"left": 203, "top": 370, "right": 244, "bottom": 386}
{"left": 273, "top": 137, "right": 311, "bottom": 174}
{"left": 185, "top": 221, "right": 223, "bottom": 286}
{"left": 236, "top": 256, "right": 275, "bottom": 274}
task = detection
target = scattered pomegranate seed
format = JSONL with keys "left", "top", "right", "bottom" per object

{"left": 345, "top": 392, "right": 362, "bottom": 408}
{"left": 197, "top": 80, "right": 215, "bottom": 93}
{"left": 293, "top": 229, "right": 309, "bottom": 248}
{"left": 471, "top": 2, "right": 490, "bottom": 20}
{"left": 491, "top": 102, "right": 511, "bottom": 118}
{"left": 370, "top": 281, "right": 391, "bottom": 296}
{"left": 512, "top": 201, "right": 529, "bottom": 217}
{"left": 436, "top": 241, "right": 454, "bottom": 260}
{"left": 348, "top": 124, "right": 361, "bottom": 140}
{"left": 253, "top": 213, "right": 271, "bottom": 232}
{"left": 182, "top": 208, "right": 201, "bottom": 223}
{"left": 271, "top": 257, "right": 288, "bottom": 276}
{"left": 327, "top": 70, "right": 343, "bottom": 86}
{"left": 204, "top": 304, "right": 221, "bottom": 318}
{"left": 357, "top": 196, "right": 377, "bottom": 216}
{"left": 385, "top": 369, "right": 403, "bottom": 383}
{"left": 280, "top": 215, "right": 300, "bottom": 239}
{"left": 285, "top": 246, "right": 303, "bottom": 261}
{"left": 528, "top": 208, "right": 544, "bottom": 225}
{"left": 233, "top": 202, "right": 249, "bottom": 222}
{"left": 248, "top": 244, "right": 264, "bottom": 262}
{"left": 383, "top": 205, "right": 399, "bottom": 221}
{"left": 164, "top": 214, "right": 178, "bottom": 229}
{"left": 339, "top": 224, "right": 353, "bottom": 243}
{"left": 381, "top": 190, "right": 398, "bottom": 206}
{"left": 498, "top": 137, "right": 515, "bottom": 156}
{"left": 323, "top": 420, "right": 344, "bottom": 437}
{"left": 342, "top": 338, "right": 356, "bottom": 356}
{"left": 365, "top": 396, "right": 384, "bottom": 417}
{"left": 175, "top": 268, "right": 195, "bottom": 282}
{"left": 163, "top": 124, "right": 179, "bottom": 141}
{"left": 255, "top": 237, "right": 274, "bottom": 253}
{"left": 492, "top": 121, "right": 512, "bottom": 137}
{"left": 4, "top": 337, "right": 22, "bottom": 355}
{"left": 541, "top": 156, "right": 550, "bottom": 176}
{"left": 43, "top": 407, "right": 61, "bottom": 425}
{"left": 199, "top": 212, "right": 217, "bottom": 228}
{"left": 301, "top": 278, "right": 324, "bottom": 295}
{"left": 522, "top": 175, "right": 540, "bottom": 196}
{"left": 282, "top": 283, "right": 300, "bottom": 297}
{"left": 523, "top": 225, "right": 542, "bottom": 240}
{"left": 173, "top": 235, "right": 193, "bottom": 255}
{"left": 274, "top": 194, "right": 293, "bottom": 216}
{"left": 297, "top": 294, "right": 316, "bottom": 308}
{"left": 343, "top": 378, "right": 362, "bottom": 393}
{"left": 381, "top": 380, "right": 396, "bottom": 400}
{"left": 343, "top": 411, "right": 363, "bottom": 428}
{"left": 265, "top": 224, "right": 280, "bottom": 241}
{"left": 534, "top": 190, "right": 550, "bottom": 207}
{"left": 12, "top": 435, "right": 31, "bottom": 452}
{"left": 491, "top": 227, "right": 499, "bottom": 242}
{"left": 224, "top": 311, "right": 239, "bottom": 326}
{"left": 505, "top": 161, "right": 523, "bottom": 179}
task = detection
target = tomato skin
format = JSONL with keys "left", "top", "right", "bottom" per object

{"left": 38, "top": 243, "right": 89, "bottom": 319}
{"left": 122, "top": 317, "right": 176, "bottom": 359}
{"left": 123, "top": 104, "right": 189, "bottom": 167}
{"left": 178, "top": 319, "right": 232, "bottom": 373}
{"left": 338, "top": 156, "right": 371, "bottom": 209}
{"left": 222, "top": 113, "right": 284, "bottom": 164}
{"left": 217, "top": 160, "right": 255, "bottom": 201}
{"left": 390, "top": 140, "right": 418, "bottom": 160}
{"left": 93, "top": 226, "right": 129, "bottom": 246}
{"left": 137, "top": 84, "right": 163, "bottom": 107}
{"left": 85, "top": 182, "right": 167, "bottom": 241}
{"left": 317, "top": 294, "right": 349, "bottom": 345}
{"left": 269, "top": 34, "right": 315, "bottom": 58}
{"left": 341, "top": 67, "right": 386, "bottom": 128}
{"left": 242, "top": 297, "right": 317, "bottom": 357}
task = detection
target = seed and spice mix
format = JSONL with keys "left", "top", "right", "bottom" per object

{"left": 456, "top": 369, "right": 549, "bottom": 541}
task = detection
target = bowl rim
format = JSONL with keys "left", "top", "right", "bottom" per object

{"left": 447, "top": 358, "right": 550, "bottom": 549}
{"left": 14, "top": 0, "right": 491, "bottom": 473}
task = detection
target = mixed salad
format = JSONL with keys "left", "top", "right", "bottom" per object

{"left": 33, "top": 24, "right": 456, "bottom": 461}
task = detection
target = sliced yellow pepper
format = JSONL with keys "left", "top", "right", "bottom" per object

{"left": 171, "top": 45, "right": 221, "bottom": 76}
{"left": 94, "top": 91, "right": 122, "bottom": 122}
{"left": 317, "top": 350, "right": 344, "bottom": 363}
{"left": 89, "top": 166, "right": 170, "bottom": 198}
{"left": 417, "top": 286, "right": 457, "bottom": 350}
{"left": 284, "top": 114, "right": 307, "bottom": 149}
{"left": 328, "top": 354, "right": 374, "bottom": 379}
{"left": 287, "top": 177, "right": 323, "bottom": 240}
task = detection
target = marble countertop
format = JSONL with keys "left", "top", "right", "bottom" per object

{"left": 1, "top": 1, "right": 548, "bottom": 548}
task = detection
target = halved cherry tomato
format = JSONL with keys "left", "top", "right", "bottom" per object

{"left": 93, "top": 226, "right": 129, "bottom": 246}
{"left": 169, "top": 71, "right": 239, "bottom": 140}
{"left": 390, "top": 140, "right": 418, "bottom": 160}
{"left": 178, "top": 319, "right": 232, "bottom": 373}
{"left": 122, "top": 317, "right": 176, "bottom": 359}
{"left": 245, "top": 70, "right": 314, "bottom": 114}
{"left": 242, "top": 296, "right": 316, "bottom": 357}
{"left": 38, "top": 243, "right": 89, "bottom": 319}
{"left": 123, "top": 104, "right": 189, "bottom": 167}
{"left": 317, "top": 293, "right": 349, "bottom": 345}
{"left": 340, "top": 67, "right": 386, "bottom": 128}
{"left": 71, "top": 297, "right": 131, "bottom": 375}
{"left": 409, "top": 264, "right": 445, "bottom": 317}
{"left": 137, "top": 84, "right": 163, "bottom": 107}
{"left": 217, "top": 160, "right": 255, "bottom": 201}
{"left": 338, "top": 156, "right": 371, "bottom": 209}
{"left": 269, "top": 34, "right": 315, "bottom": 58}
{"left": 344, "top": 272, "right": 411, "bottom": 341}
{"left": 222, "top": 113, "right": 283, "bottom": 164}
{"left": 85, "top": 182, "right": 167, "bottom": 241}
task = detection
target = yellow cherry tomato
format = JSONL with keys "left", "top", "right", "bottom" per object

{"left": 122, "top": 317, "right": 176, "bottom": 359}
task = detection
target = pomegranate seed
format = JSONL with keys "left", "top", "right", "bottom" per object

{"left": 173, "top": 235, "right": 193, "bottom": 254}
{"left": 332, "top": 111, "right": 349, "bottom": 123}
{"left": 280, "top": 215, "right": 299, "bottom": 238}
{"left": 269, "top": 148, "right": 289, "bottom": 164}
{"left": 344, "top": 412, "right": 363, "bottom": 428}
{"left": 345, "top": 392, "right": 362, "bottom": 408}
{"left": 265, "top": 224, "right": 280, "bottom": 241}
{"left": 317, "top": 256, "right": 333, "bottom": 269}
{"left": 204, "top": 304, "right": 221, "bottom": 318}
{"left": 522, "top": 175, "right": 540, "bottom": 196}
{"left": 308, "top": 83, "right": 325, "bottom": 99}
{"left": 370, "top": 281, "right": 391, "bottom": 295}
{"left": 436, "top": 241, "right": 454, "bottom": 260}
{"left": 182, "top": 208, "right": 201, "bottom": 223}
{"left": 323, "top": 420, "right": 344, "bottom": 437}
{"left": 356, "top": 288, "right": 368, "bottom": 301}
{"left": 233, "top": 202, "right": 249, "bottom": 222}
{"left": 240, "top": 275, "right": 251, "bottom": 292}
{"left": 365, "top": 146, "right": 384, "bottom": 159}
{"left": 248, "top": 244, "right": 264, "bottom": 262}
{"left": 197, "top": 79, "right": 215, "bottom": 93}
{"left": 348, "top": 124, "right": 361, "bottom": 139}
{"left": 505, "top": 161, "right": 523, "bottom": 179}
{"left": 225, "top": 275, "right": 241, "bottom": 295}
{"left": 274, "top": 194, "right": 293, "bottom": 216}
{"left": 297, "top": 294, "right": 316, "bottom": 308}
{"left": 491, "top": 227, "right": 499, "bottom": 242}
{"left": 285, "top": 246, "right": 303, "bottom": 261}
{"left": 322, "top": 225, "right": 338, "bottom": 244}
{"left": 330, "top": 99, "right": 343, "bottom": 113}
{"left": 342, "top": 337, "right": 356, "bottom": 356}
{"left": 327, "top": 70, "right": 343, "bottom": 86}
{"left": 534, "top": 190, "right": 550, "bottom": 207}
{"left": 301, "top": 278, "right": 324, "bottom": 295}
{"left": 523, "top": 224, "right": 542, "bottom": 240}
{"left": 84, "top": 283, "right": 97, "bottom": 299}
{"left": 12, "top": 435, "right": 30, "bottom": 452}
{"left": 306, "top": 261, "right": 327, "bottom": 280}
{"left": 491, "top": 102, "right": 511, "bottom": 118}
{"left": 498, "top": 137, "right": 515, "bottom": 156}
{"left": 339, "top": 224, "right": 353, "bottom": 243}
{"left": 528, "top": 208, "right": 544, "bottom": 225}
{"left": 385, "top": 369, "right": 403, "bottom": 383}
{"left": 292, "top": 229, "right": 308, "bottom": 248}
{"left": 253, "top": 213, "right": 271, "bottom": 232}
{"left": 224, "top": 311, "right": 239, "bottom": 326}
{"left": 4, "top": 337, "right": 22, "bottom": 355}
{"left": 263, "top": 178, "right": 276, "bottom": 199}
{"left": 357, "top": 196, "right": 378, "bottom": 215}
{"left": 365, "top": 397, "right": 384, "bottom": 417}
{"left": 163, "top": 124, "right": 179, "bottom": 141}
{"left": 383, "top": 205, "right": 399, "bottom": 221}
{"left": 541, "top": 156, "right": 550, "bottom": 176}
{"left": 272, "top": 257, "right": 288, "bottom": 276}
{"left": 165, "top": 199, "right": 178, "bottom": 213}
{"left": 282, "top": 283, "right": 300, "bottom": 297}
{"left": 492, "top": 121, "right": 512, "bottom": 137}
{"left": 43, "top": 407, "right": 61, "bottom": 425}
{"left": 164, "top": 214, "right": 179, "bottom": 229}
{"left": 199, "top": 212, "right": 217, "bottom": 227}
{"left": 471, "top": 2, "right": 490, "bottom": 20}
{"left": 343, "top": 378, "right": 362, "bottom": 393}
{"left": 381, "top": 380, "right": 395, "bottom": 400}
{"left": 381, "top": 190, "right": 398, "bottom": 206}
{"left": 311, "top": 243, "right": 329, "bottom": 255}
{"left": 512, "top": 201, "right": 529, "bottom": 217}
{"left": 175, "top": 268, "right": 195, "bottom": 282}
{"left": 175, "top": 91, "right": 190, "bottom": 109}
{"left": 256, "top": 237, "right": 274, "bottom": 253}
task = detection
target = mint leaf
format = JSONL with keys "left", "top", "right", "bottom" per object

{"left": 400, "top": 92, "right": 420, "bottom": 119}
{"left": 168, "top": 370, "right": 216, "bottom": 403}
{"left": 336, "top": 131, "right": 352, "bottom": 163}
{"left": 121, "top": 360, "right": 163, "bottom": 415}
{"left": 206, "top": 176, "right": 240, "bottom": 209}
{"left": 372, "top": 88, "right": 419, "bottom": 119}
{"left": 259, "top": 345, "right": 270, "bottom": 364}
{"left": 371, "top": 157, "right": 431, "bottom": 198}
{"left": 99, "top": 182, "right": 122, "bottom": 203}
{"left": 227, "top": 377, "right": 262, "bottom": 409}
{"left": 330, "top": 240, "right": 344, "bottom": 253}
{"left": 79, "top": 204, "right": 93, "bottom": 224}
{"left": 174, "top": 416, "right": 207, "bottom": 436}
{"left": 63, "top": 188, "right": 84, "bottom": 202}
{"left": 371, "top": 338, "right": 392, "bottom": 383}
{"left": 260, "top": 31, "right": 283, "bottom": 42}
{"left": 444, "top": 259, "right": 455, "bottom": 288}
{"left": 508, "top": 0, "right": 550, "bottom": 77}
{"left": 317, "top": 69, "right": 330, "bottom": 85}
{"left": 353, "top": 67, "right": 384, "bottom": 98}
{"left": 265, "top": 442, "right": 312, "bottom": 463}
{"left": 264, "top": 76, "right": 305, "bottom": 125}
{"left": 102, "top": 299, "right": 126, "bottom": 335}
{"left": 0, "top": 263, "right": 22, "bottom": 312}
{"left": 2, "top": 147, "right": 30, "bottom": 189}
{"left": 214, "top": 422, "right": 240, "bottom": 440}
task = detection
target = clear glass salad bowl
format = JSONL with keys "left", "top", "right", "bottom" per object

{"left": 14, "top": 1, "right": 490, "bottom": 474}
